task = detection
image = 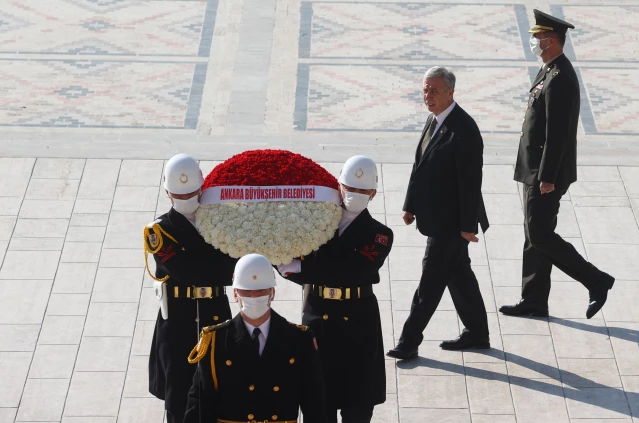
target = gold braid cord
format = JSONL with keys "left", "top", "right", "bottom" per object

{"left": 143, "top": 223, "right": 178, "bottom": 282}
{"left": 187, "top": 330, "right": 219, "bottom": 391}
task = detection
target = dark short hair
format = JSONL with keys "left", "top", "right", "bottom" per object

{"left": 549, "top": 30, "right": 566, "bottom": 47}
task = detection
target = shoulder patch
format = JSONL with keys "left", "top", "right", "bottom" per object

{"left": 203, "top": 320, "right": 231, "bottom": 333}
{"left": 289, "top": 322, "right": 308, "bottom": 331}
{"left": 375, "top": 234, "right": 389, "bottom": 246}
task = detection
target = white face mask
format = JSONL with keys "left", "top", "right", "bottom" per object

{"left": 172, "top": 195, "right": 200, "bottom": 215}
{"left": 530, "top": 35, "right": 550, "bottom": 57}
{"left": 342, "top": 190, "right": 370, "bottom": 213}
{"left": 238, "top": 294, "right": 271, "bottom": 319}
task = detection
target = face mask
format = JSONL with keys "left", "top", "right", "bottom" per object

{"left": 172, "top": 196, "right": 200, "bottom": 215}
{"left": 238, "top": 294, "right": 271, "bottom": 319}
{"left": 342, "top": 190, "right": 370, "bottom": 213}
{"left": 530, "top": 35, "right": 549, "bottom": 57}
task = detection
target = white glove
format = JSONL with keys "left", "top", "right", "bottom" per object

{"left": 278, "top": 259, "right": 302, "bottom": 276}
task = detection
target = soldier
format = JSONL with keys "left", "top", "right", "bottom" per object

{"left": 500, "top": 10, "right": 615, "bottom": 319}
{"left": 144, "top": 154, "right": 237, "bottom": 423}
{"left": 278, "top": 155, "right": 393, "bottom": 423}
{"left": 184, "top": 253, "right": 327, "bottom": 423}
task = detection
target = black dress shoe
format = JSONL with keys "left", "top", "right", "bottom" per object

{"left": 499, "top": 298, "right": 549, "bottom": 317}
{"left": 440, "top": 332, "right": 490, "bottom": 351}
{"left": 586, "top": 272, "right": 615, "bottom": 319}
{"left": 386, "top": 344, "right": 418, "bottom": 360}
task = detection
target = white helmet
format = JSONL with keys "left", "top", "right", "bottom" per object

{"left": 232, "top": 254, "right": 277, "bottom": 290}
{"left": 164, "top": 154, "right": 204, "bottom": 195}
{"left": 338, "top": 155, "right": 378, "bottom": 190}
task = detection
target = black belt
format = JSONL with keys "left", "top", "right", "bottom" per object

{"left": 311, "top": 285, "right": 373, "bottom": 300}
{"left": 172, "top": 286, "right": 226, "bottom": 299}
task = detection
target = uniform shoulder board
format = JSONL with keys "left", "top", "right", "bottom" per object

{"left": 290, "top": 322, "right": 308, "bottom": 331}
{"left": 147, "top": 218, "right": 162, "bottom": 228}
{"left": 203, "top": 319, "right": 232, "bottom": 333}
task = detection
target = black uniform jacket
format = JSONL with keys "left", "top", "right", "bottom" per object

{"left": 283, "top": 209, "right": 393, "bottom": 408}
{"left": 183, "top": 311, "right": 327, "bottom": 423}
{"left": 403, "top": 103, "right": 489, "bottom": 238}
{"left": 144, "top": 207, "right": 237, "bottom": 413}
{"left": 514, "top": 53, "right": 579, "bottom": 188}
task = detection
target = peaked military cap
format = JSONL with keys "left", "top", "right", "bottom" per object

{"left": 529, "top": 9, "right": 575, "bottom": 34}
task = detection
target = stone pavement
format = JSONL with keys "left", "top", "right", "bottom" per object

{"left": 0, "top": 0, "right": 638, "bottom": 422}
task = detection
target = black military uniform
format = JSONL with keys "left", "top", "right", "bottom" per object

{"left": 283, "top": 209, "right": 393, "bottom": 422}
{"left": 183, "top": 311, "right": 327, "bottom": 423}
{"left": 511, "top": 10, "right": 614, "bottom": 312}
{"left": 144, "top": 207, "right": 237, "bottom": 423}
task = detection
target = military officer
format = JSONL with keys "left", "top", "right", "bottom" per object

{"left": 184, "top": 253, "right": 327, "bottom": 423}
{"left": 144, "top": 154, "right": 238, "bottom": 423}
{"left": 501, "top": 10, "right": 615, "bottom": 319}
{"left": 278, "top": 156, "right": 393, "bottom": 423}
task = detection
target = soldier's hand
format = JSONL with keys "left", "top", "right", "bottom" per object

{"left": 461, "top": 231, "right": 479, "bottom": 243}
{"left": 540, "top": 181, "right": 555, "bottom": 195}
{"left": 402, "top": 211, "right": 415, "bottom": 225}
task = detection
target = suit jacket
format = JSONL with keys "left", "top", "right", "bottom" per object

{"left": 282, "top": 209, "right": 392, "bottom": 408}
{"left": 183, "top": 311, "right": 327, "bottom": 423}
{"left": 514, "top": 53, "right": 579, "bottom": 187}
{"left": 403, "top": 103, "right": 489, "bottom": 237}
{"left": 144, "top": 208, "right": 238, "bottom": 412}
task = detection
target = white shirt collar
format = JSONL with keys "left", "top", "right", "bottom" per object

{"left": 544, "top": 53, "right": 564, "bottom": 67}
{"left": 243, "top": 316, "right": 271, "bottom": 340}
{"left": 432, "top": 101, "right": 456, "bottom": 132}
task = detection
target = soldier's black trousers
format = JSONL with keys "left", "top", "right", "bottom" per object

{"left": 399, "top": 235, "right": 489, "bottom": 349}
{"left": 521, "top": 183, "right": 604, "bottom": 302}
{"left": 326, "top": 405, "right": 374, "bottom": 423}
{"left": 166, "top": 410, "right": 184, "bottom": 423}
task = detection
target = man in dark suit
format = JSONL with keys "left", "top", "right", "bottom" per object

{"left": 386, "top": 66, "right": 490, "bottom": 360}
{"left": 500, "top": 10, "right": 614, "bottom": 320}
{"left": 184, "top": 253, "right": 327, "bottom": 423}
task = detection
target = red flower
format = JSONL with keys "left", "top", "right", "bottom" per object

{"left": 203, "top": 150, "right": 338, "bottom": 189}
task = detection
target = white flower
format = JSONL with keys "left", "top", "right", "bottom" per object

{"left": 195, "top": 201, "right": 342, "bottom": 265}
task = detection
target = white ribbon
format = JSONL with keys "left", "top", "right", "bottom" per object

{"left": 200, "top": 185, "right": 341, "bottom": 205}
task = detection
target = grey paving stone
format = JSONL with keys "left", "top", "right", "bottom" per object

{"left": 7, "top": 237, "right": 64, "bottom": 251}
{"left": 53, "top": 262, "right": 97, "bottom": 294}
{"left": 19, "top": 199, "right": 75, "bottom": 218}
{"left": 0, "top": 408, "right": 17, "bottom": 423}
{"left": 91, "top": 267, "right": 143, "bottom": 303}
{"left": 575, "top": 206, "right": 639, "bottom": 244}
{"left": 26, "top": 178, "right": 79, "bottom": 201}
{"left": 550, "top": 318, "right": 614, "bottom": 359}
{"left": 64, "top": 372, "right": 125, "bottom": 417}
{"left": 16, "top": 378, "right": 69, "bottom": 422}
{"left": 0, "top": 250, "right": 61, "bottom": 279}
{"left": 75, "top": 337, "right": 132, "bottom": 372}
{"left": 509, "top": 378, "right": 570, "bottom": 423}
{"left": 570, "top": 181, "right": 627, "bottom": 197}
{"left": 399, "top": 408, "right": 470, "bottom": 423}
{"left": 116, "top": 397, "right": 165, "bottom": 423}
{"left": 60, "top": 242, "right": 102, "bottom": 263}
{"left": 0, "top": 352, "right": 32, "bottom": 407}
{"left": 73, "top": 199, "right": 112, "bottom": 214}
{"left": 0, "top": 197, "right": 22, "bottom": 216}
{"left": 619, "top": 167, "right": 639, "bottom": 198}
{"left": 0, "top": 279, "right": 52, "bottom": 324}
{"left": 603, "top": 280, "right": 639, "bottom": 322}
{"left": 70, "top": 213, "right": 109, "bottom": 227}
{"left": 131, "top": 321, "right": 156, "bottom": 357}
{"left": 66, "top": 226, "right": 106, "bottom": 243}
{"left": 112, "top": 186, "right": 159, "bottom": 212}
{"left": 123, "top": 355, "right": 154, "bottom": 399}
{"left": 585, "top": 244, "right": 639, "bottom": 281}
{"left": 503, "top": 335, "right": 559, "bottom": 379}
{"left": 28, "top": 344, "right": 78, "bottom": 379}
{"left": 13, "top": 218, "right": 68, "bottom": 238}
{"left": 558, "top": 358, "right": 623, "bottom": 388}
{"left": 32, "top": 158, "right": 85, "bottom": 180}
{"left": 577, "top": 166, "right": 622, "bottom": 182}
{"left": 465, "top": 362, "right": 515, "bottom": 415}
{"left": 0, "top": 324, "right": 39, "bottom": 352}
{"left": 564, "top": 387, "right": 631, "bottom": 419}
{"left": 38, "top": 315, "right": 85, "bottom": 345}
{"left": 397, "top": 374, "right": 468, "bottom": 408}
{"left": 484, "top": 193, "right": 522, "bottom": 225}
{"left": 485, "top": 225, "right": 524, "bottom": 260}
{"left": 117, "top": 160, "right": 163, "bottom": 187}
{"left": 103, "top": 211, "right": 154, "bottom": 249}
{"left": 0, "top": 216, "right": 16, "bottom": 241}
{"left": 84, "top": 303, "right": 137, "bottom": 337}
{"left": 607, "top": 322, "right": 639, "bottom": 376}
{"left": 99, "top": 249, "right": 143, "bottom": 268}
{"left": 77, "top": 160, "right": 121, "bottom": 200}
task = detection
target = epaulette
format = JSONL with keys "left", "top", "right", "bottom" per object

{"left": 203, "top": 319, "right": 232, "bottom": 333}
{"left": 290, "top": 322, "right": 308, "bottom": 332}
{"left": 188, "top": 320, "right": 230, "bottom": 365}
{"left": 143, "top": 220, "right": 178, "bottom": 282}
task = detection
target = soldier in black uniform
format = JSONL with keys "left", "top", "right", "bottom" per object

{"left": 143, "top": 154, "right": 237, "bottom": 423}
{"left": 184, "top": 253, "right": 327, "bottom": 423}
{"left": 278, "top": 156, "right": 393, "bottom": 423}
{"left": 500, "top": 10, "right": 615, "bottom": 320}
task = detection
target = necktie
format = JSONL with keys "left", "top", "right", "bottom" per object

{"left": 421, "top": 117, "right": 438, "bottom": 157}
{"left": 251, "top": 327, "right": 261, "bottom": 356}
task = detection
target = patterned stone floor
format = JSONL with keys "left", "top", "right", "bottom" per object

{"left": 0, "top": 0, "right": 639, "bottom": 422}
